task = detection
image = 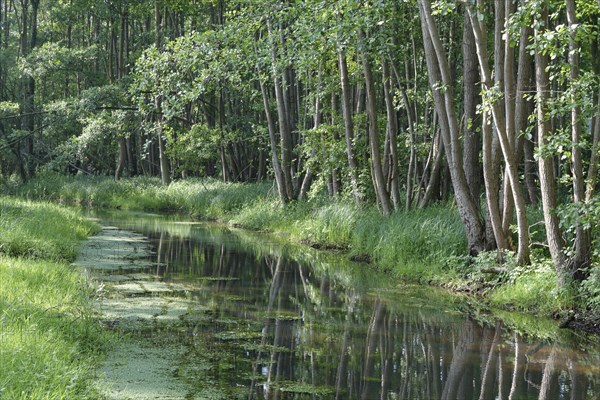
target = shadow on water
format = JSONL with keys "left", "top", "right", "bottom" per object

{"left": 91, "top": 210, "right": 600, "bottom": 400}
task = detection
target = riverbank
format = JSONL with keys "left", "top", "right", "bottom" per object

{"left": 0, "top": 197, "right": 107, "bottom": 399}
{"left": 5, "top": 174, "right": 598, "bottom": 327}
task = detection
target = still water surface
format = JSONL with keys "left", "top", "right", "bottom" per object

{"left": 95, "top": 211, "right": 600, "bottom": 399}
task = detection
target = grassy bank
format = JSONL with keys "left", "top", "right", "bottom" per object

{"left": 5, "top": 173, "right": 588, "bottom": 319}
{"left": 9, "top": 174, "right": 467, "bottom": 280}
{"left": 0, "top": 197, "right": 106, "bottom": 399}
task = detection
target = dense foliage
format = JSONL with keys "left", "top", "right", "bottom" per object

{"left": 1, "top": 0, "right": 600, "bottom": 313}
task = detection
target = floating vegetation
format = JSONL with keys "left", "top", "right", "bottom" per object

{"left": 71, "top": 214, "right": 600, "bottom": 400}
{"left": 197, "top": 276, "right": 240, "bottom": 281}
{"left": 258, "top": 311, "right": 303, "bottom": 321}
{"left": 214, "top": 330, "right": 263, "bottom": 341}
{"left": 213, "top": 318, "right": 241, "bottom": 326}
{"left": 276, "top": 381, "right": 336, "bottom": 396}
{"left": 238, "top": 342, "right": 292, "bottom": 353}
{"left": 213, "top": 293, "right": 247, "bottom": 302}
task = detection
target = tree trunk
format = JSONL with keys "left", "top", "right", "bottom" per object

{"left": 419, "top": 128, "right": 444, "bottom": 208}
{"left": 259, "top": 76, "right": 287, "bottom": 203}
{"left": 338, "top": 49, "right": 361, "bottom": 202}
{"left": 462, "top": 10, "right": 482, "bottom": 208}
{"left": 566, "top": 0, "right": 591, "bottom": 280}
{"left": 402, "top": 89, "right": 417, "bottom": 209}
{"left": 382, "top": 59, "right": 400, "bottom": 209}
{"left": 534, "top": 7, "right": 566, "bottom": 279}
{"left": 267, "top": 18, "right": 295, "bottom": 201}
{"left": 515, "top": 25, "right": 538, "bottom": 206}
{"left": 19, "top": 0, "right": 39, "bottom": 180}
{"left": 360, "top": 31, "right": 392, "bottom": 215}
{"left": 155, "top": 0, "right": 170, "bottom": 185}
{"left": 419, "top": 0, "right": 486, "bottom": 255}
{"left": 586, "top": 88, "right": 600, "bottom": 202}
{"left": 115, "top": 137, "right": 127, "bottom": 180}
{"left": 468, "top": 0, "right": 530, "bottom": 264}
{"left": 299, "top": 69, "right": 323, "bottom": 200}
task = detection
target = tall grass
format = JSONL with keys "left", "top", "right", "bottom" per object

{"left": 0, "top": 196, "right": 106, "bottom": 399}
{"left": 10, "top": 173, "right": 273, "bottom": 218}
{"left": 0, "top": 257, "right": 106, "bottom": 399}
{"left": 7, "top": 173, "right": 577, "bottom": 316}
{"left": 9, "top": 174, "right": 467, "bottom": 281}
{"left": 0, "top": 197, "right": 98, "bottom": 261}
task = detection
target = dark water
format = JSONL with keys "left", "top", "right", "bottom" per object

{"left": 94, "top": 211, "right": 600, "bottom": 400}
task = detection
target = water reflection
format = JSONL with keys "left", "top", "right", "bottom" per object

{"left": 94, "top": 211, "right": 600, "bottom": 399}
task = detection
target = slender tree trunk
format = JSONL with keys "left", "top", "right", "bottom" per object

{"left": 19, "top": 0, "right": 39, "bottom": 180}
{"left": 267, "top": 18, "right": 295, "bottom": 201}
{"left": 382, "top": 60, "right": 400, "bottom": 208}
{"left": 115, "top": 137, "right": 127, "bottom": 180}
{"left": 515, "top": 25, "right": 538, "bottom": 206}
{"left": 419, "top": 128, "right": 444, "bottom": 208}
{"left": 155, "top": 0, "right": 170, "bottom": 185}
{"left": 534, "top": 7, "right": 566, "bottom": 279}
{"left": 566, "top": 0, "right": 591, "bottom": 280}
{"left": 482, "top": 110, "right": 507, "bottom": 251}
{"left": 338, "top": 49, "right": 361, "bottom": 202}
{"left": 331, "top": 93, "right": 341, "bottom": 196}
{"left": 468, "top": 1, "right": 530, "bottom": 264}
{"left": 462, "top": 10, "right": 482, "bottom": 208}
{"left": 402, "top": 89, "right": 417, "bottom": 209}
{"left": 586, "top": 88, "right": 600, "bottom": 201}
{"left": 259, "top": 77, "right": 287, "bottom": 203}
{"left": 359, "top": 31, "right": 392, "bottom": 215}
{"left": 419, "top": 0, "right": 486, "bottom": 255}
{"left": 299, "top": 69, "right": 322, "bottom": 200}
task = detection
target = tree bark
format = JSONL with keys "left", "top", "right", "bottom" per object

{"left": 586, "top": 88, "right": 600, "bottom": 201}
{"left": 468, "top": 1, "right": 530, "bottom": 264}
{"left": 515, "top": 25, "right": 538, "bottom": 206}
{"left": 534, "top": 7, "right": 567, "bottom": 278}
{"left": 462, "top": 9, "right": 482, "bottom": 208}
{"left": 419, "top": 0, "right": 486, "bottom": 255}
{"left": 267, "top": 18, "right": 295, "bottom": 201}
{"left": 338, "top": 49, "right": 361, "bottom": 202}
{"left": 259, "top": 76, "right": 287, "bottom": 203}
{"left": 155, "top": 0, "right": 170, "bottom": 185}
{"left": 566, "top": 0, "right": 591, "bottom": 280}
{"left": 359, "top": 30, "right": 392, "bottom": 215}
{"left": 115, "top": 137, "right": 127, "bottom": 180}
{"left": 382, "top": 59, "right": 400, "bottom": 208}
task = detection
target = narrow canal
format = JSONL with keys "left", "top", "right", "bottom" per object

{"left": 88, "top": 211, "right": 600, "bottom": 399}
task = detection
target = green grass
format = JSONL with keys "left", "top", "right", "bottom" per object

{"left": 0, "top": 197, "right": 98, "bottom": 261}
{"left": 8, "top": 174, "right": 467, "bottom": 282}
{"left": 10, "top": 173, "right": 273, "bottom": 220}
{"left": 488, "top": 260, "right": 571, "bottom": 315}
{"left": 0, "top": 196, "right": 106, "bottom": 399}
{"left": 7, "top": 173, "right": 580, "bottom": 317}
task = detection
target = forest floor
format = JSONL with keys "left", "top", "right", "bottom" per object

{"left": 73, "top": 226, "right": 204, "bottom": 399}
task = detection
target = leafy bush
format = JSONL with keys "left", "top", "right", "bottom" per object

{"left": 580, "top": 265, "right": 600, "bottom": 314}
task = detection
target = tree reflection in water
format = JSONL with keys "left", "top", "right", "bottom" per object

{"left": 98, "top": 212, "right": 600, "bottom": 400}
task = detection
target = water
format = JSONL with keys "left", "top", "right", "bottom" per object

{"left": 93, "top": 211, "right": 600, "bottom": 400}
